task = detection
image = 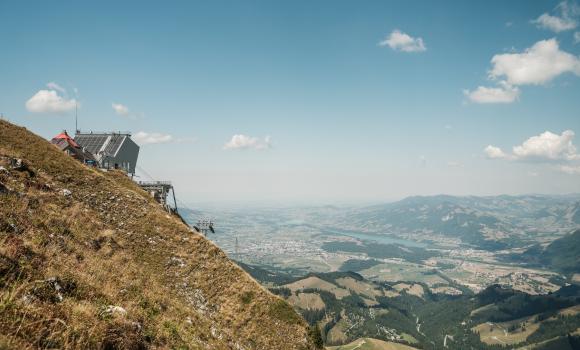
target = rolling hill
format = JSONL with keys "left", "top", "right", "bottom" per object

{"left": 243, "top": 264, "right": 580, "bottom": 350}
{"left": 0, "top": 120, "right": 320, "bottom": 349}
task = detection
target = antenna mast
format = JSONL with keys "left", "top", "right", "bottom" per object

{"left": 235, "top": 237, "right": 239, "bottom": 259}
{"left": 75, "top": 101, "right": 78, "bottom": 134}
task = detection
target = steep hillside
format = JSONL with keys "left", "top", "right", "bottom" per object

{"left": 0, "top": 120, "right": 319, "bottom": 349}
{"left": 519, "top": 229, "right": 580, "bottom": 276}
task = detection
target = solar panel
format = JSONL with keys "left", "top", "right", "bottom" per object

{"left": 104, "top": 135, "right": 125, "bottom": 156}
{"left": 75, "top": 134, "right": 127, "bottom": 157}
{"left": 75, "top": 134, "right": 107, "bottom": 154}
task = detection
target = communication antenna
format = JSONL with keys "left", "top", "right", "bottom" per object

{"left": 75, "top": 101, "right": 78, "bottom": 134}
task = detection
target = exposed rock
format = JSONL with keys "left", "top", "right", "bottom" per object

{"left": 10, "top": 158, "right": 35, "bottom": 177}
{"left": 101, "top": 305, "right": 127, "bottom": 317}
{"left": 31, "top": 277, "right": 76, "bottom": 303}
{"left": 167, "top": 256, "right": 186, "bottom": 268}
{"left": 0, "top": 219, "right": 19, "bottom": 234}
{"left": 62, "top": 189, "right": 72, "bottom": 197}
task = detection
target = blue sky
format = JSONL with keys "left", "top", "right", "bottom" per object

{"left": 1, "top": 0, "right": 580, "bottom": 205}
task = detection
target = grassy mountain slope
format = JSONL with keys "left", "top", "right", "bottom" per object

{"left": 538, "top": 229, "right": 580, "bottom": 275}
{"left": 0, "top": 120, "right": 318, "bottom": 349}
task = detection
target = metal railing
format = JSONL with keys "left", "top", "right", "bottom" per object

{"left": 75, "top": 131, "right": 132, "bottom": 136}
{"left": 137, "top": 181, "right": 172, "bottom": 186}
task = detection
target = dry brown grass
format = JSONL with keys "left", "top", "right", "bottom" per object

{"left": 326, "top": 337, "right": 418, "bottom": 350}
{"left": 0, "top": 120, "right": 319, "bottom": 349}
{"left": 288, "top": 293, "right": 325, "bottom": 311}
{"left": 284, "top": 277, "right": 350, "bottom": 299}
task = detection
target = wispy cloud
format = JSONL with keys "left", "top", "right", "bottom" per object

{"left": 112, "top": 103, "right": 130, "bottom": 117}
{"left": 46, "top": 82, "right": 66, "bottom": 94}
{"left": 133, "top": 131, "right": 174, "bottom": 145}
{"left": 560, "top": 165, "right": 580, "bottom": 174}
{"left": 532, "top": 0, "right": 579, "bottom": 32}
{"left": 379, "top": 30, "right": 426, "bottom": 53}
{"left": 223, "top": 134, "right": 272, "bottom": 150}
{"left": 463, "top": 83, "right": 520, "bottom": 104}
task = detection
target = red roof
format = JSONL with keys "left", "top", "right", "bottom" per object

{"left": 52, "top": 131, "right": 80, "bottom": 148}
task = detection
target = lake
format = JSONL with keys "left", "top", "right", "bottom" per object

{"left": 321, "top": 228, "right": 428, "bottom": 248}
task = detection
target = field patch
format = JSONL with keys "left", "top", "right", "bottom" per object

{"left": 335, "top": 277, "right": 382, "bottom": 300}
{"left": 284, "top": 276, "right": 351, "bottom": 299}
{"left": 393, "top": 283, "right": 424, "bottom": 298}
{"left": 288, "top": 292, "right": 325, "bottom": 310}
{"left": 472, "top": 317, "right": 539, "bottom": 345}
{"left": 326, "top": 337, "right": 418, "bottom": 349}
{"left": 430, "top": 286, "right": 462, "bottom": 295}
{"left": 558, "top": 305, "right": 580, "bottom": 317}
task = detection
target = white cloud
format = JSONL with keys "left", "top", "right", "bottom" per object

{"left": 25, "top": 89, "right": 77, "bottom": 113}
{"left": 132, "top": 131, "right": 174, "bottom": 145}
{"left": 112, "top": 103, "right": 130, "bottom": 117}
{"left": 532, "top": 1, "right": 579, "bottom": 32}
{"left": 223, "top": 134, "right": 272, "bottom": 150}
{"left": 485, "top": 130, "right": 580, "bottom": 162}
{"left": 467, "top": 38, "right": 580, "bottom": 102}
{"left": 575, "top": 31, "right": 580, "bottom": 43}
{"left": 560, "top": 165, "right": 580, "bottom": 174}
{"left": 484, "top": 145, "right": 510, "bottom": 159}
{"left": 463, "top": 83, "right": 520, "bottom": 104}
{"left": 489, "top": 39, "right": 580, "bottom": 85}
{"left": 379, "top": 30, "right": 426, "bottom": 53}
{"left": 513, "top": 130, "right": 579, "bottom": 161}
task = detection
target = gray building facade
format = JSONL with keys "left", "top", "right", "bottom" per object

{"left": 75, "top": 132, "right": 140, "bottom": 174}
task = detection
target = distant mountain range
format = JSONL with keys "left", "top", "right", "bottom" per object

{"left": 337, "top": 194, "right": 580, "bottom": 250}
